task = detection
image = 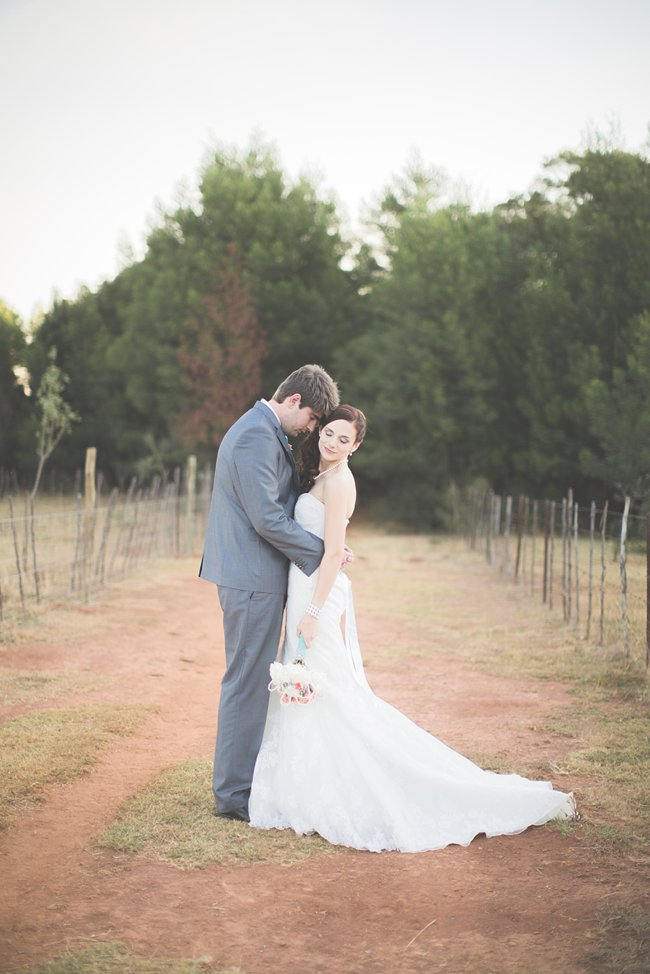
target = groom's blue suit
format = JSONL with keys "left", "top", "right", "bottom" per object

{"left": 200, "top": 401, "right": 324, "bottom": 815}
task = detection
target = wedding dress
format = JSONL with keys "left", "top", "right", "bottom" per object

{"left": 249, "top": 492, "right": 576, "bottom": 852}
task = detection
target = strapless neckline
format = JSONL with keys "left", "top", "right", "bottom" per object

{"left": 299, "top": 492, "right": 349, "bottom": 523}
{"left": 304, "top": 492, "right": 324, "bottom": 506}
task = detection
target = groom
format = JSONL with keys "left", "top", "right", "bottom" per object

{"left": 200, "top": 364, "right": 340, "bottom": 821}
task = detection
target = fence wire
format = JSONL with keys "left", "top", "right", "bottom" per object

{"left": 0, "top": 466, "right": 213, "bottom": 625}
{"left": 457, "top": 488, "right": 649, "bottom": 667}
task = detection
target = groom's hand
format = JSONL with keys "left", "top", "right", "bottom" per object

{"left": 342, "top": 545, "right": 354, "bottom": 569}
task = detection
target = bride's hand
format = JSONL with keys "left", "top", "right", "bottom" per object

{"left": 297, "top": 613, "right": 318, "bottom": 647}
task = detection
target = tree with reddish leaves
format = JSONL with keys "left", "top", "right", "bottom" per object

{"left": 177, "top": 245, "right": 266, "bottom": 453}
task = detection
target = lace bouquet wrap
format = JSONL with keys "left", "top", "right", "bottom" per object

{"left": 268, "top": 635, "right": 325, "bottom": 705}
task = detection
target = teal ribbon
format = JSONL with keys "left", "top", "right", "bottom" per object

{"left": 296, "top": 634, "right": 309, "bottom": 660}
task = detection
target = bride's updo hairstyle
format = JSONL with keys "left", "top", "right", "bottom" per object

{"left": 298, "top": 404, "right": 367, "bottom": 492}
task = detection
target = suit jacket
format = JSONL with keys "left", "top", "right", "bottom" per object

{"left": 199, "top": 401, "right": 324, "bottom": 593}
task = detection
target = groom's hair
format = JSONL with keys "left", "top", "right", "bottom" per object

{"left": 272, "top": 364, "right": 339, "bottom": 416}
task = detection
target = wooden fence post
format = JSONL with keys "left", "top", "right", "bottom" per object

{"left": 94, "top": 487, "right": 118, "bottom": 584}
{"left": 85, "top": 448, "right": 96, "bottom": 509}
{"left": 620, "top": 496, "right": 631, "bottom": 658}
{"left": 22, "top": 495, "right": 29, "bottom": 584}
{"left": 82, "top": 447, "right": 97, "bottom": 603}
{"left": 646, "top": 513, "right": 649, "bottom": 670}
{"left": 514, "top": 494, "right": 524, "bottom": 580}
{"left": 543, "top": 500, "right": 550, "bottom": 603}
{"left": 530, "top": 498, "right": 537, "bottom": 595}
{"left": 503, "top": 496, "right": 512, "bottom": 575}
{"left": 599, "top": 500, "right": 608, "bottom": 646}
{"left": 494, "top": 495, "right": 502, "bottom": 568}
{"left": 586, "top": 501, "right": 595, "bottom": 640}
{"left": 486, "top": 491, "right": 494, "bottom": 565}
{"left": 70, "top": 492, "right": 82, "bottom": 595}
{"left": 470, "top": 489, "right": 480, "bottom": 550}
{"left": 520, "top": 497, "right": 528, "bottom": 586}
{"left": 8, "top": 496, "right": 25, "bottom": 611}
{"left": 185, "top": 454, "right": 197, "bottom": 555}
{"left": 29, "top": 496, "right": 40, "bottom": 603}
{"left": 573, "top": 501, "right": 580, "bottom": 628}
{"left": 549, "top": 500, "right": 556, "bottom": 610}
{"left": 173, "top": 466, "right": 181, "bottom": 556}
{"left": 566, "top": 487, "right": 573, "bottom": 622}
{"left": 561, "top": 497, "right": 568, "bottom": 620}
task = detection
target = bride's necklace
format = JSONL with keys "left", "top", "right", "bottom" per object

{"left": 314, "top": 458, "right": 347, "bottom": 481}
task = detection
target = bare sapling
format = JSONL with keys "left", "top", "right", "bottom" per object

{"left": 30, "top": 349, "right": 79, "bottom": 500}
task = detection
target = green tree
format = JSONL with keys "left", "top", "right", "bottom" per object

{"left": 0, "top": 300, "right": 31, "bottom": 476}
{"left": 335, "top": 165, "right": 495, "bottom": 524}
{"left": 506, "top": 147, "right": 650, "bottom": 499}
{"left": 580, "top": 313, "right": 650, "bottom": 502}
{"left": 30, "top": 140, "right": 362, "bottom": 480}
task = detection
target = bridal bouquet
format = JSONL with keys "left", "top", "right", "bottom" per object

{"left": 268, "top": 635, "right": 325, "bottom": 705}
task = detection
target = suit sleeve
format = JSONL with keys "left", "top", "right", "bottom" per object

{"left": 231, "top": 427, "right": 324, "bottom": 576}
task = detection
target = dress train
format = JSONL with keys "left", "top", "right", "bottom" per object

{"left": 249, "top": 494, "right": 575, "bottom": 852}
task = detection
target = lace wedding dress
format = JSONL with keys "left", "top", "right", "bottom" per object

{"left": 249, "top": 492, "right": 576, "bottom": 852}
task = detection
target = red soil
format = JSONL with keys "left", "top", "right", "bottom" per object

{"left": 0, "top": 557, "right": 646, "bottom": 973}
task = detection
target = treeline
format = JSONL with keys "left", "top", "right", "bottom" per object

{"left": 2, "top": 139, "right": 650, "bottom": 525}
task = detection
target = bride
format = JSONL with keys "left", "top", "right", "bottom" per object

{"left": 248, "top": 405, "right": 576, "bottom": 852}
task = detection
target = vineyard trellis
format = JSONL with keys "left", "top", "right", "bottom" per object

{"left": 458, "top": 487, "right": 650, "bottom": 669}
{"left": 0, "top": 450, "right": 213, "bottom": 627}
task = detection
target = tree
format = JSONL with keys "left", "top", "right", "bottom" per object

{"left": 335, "top": 165, "right": 495, "bottom": 524}
{"left": 29, "top": 139, "right": 363, "bottom": 479}
{"left": 580, "top": 313, "right": 650, "bottom": 502}
{"left": 31, "top": 349, "right": 79, "bottom": 499}
{"left": 0, "top": 299, "right": 31, "bottom": 476}
{"left": 177, "top": 245, "right": 266, "bottom": 454}
{"left": 502, "top": 147, "right": 650, "bottom": 498}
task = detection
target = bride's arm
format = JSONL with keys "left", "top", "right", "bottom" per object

{"left": 296, "top": 476, "right": 349, "bottom": 646}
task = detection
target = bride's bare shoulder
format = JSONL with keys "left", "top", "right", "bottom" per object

{"left": 323, "top": 465, "right": 356, "bottom": 515}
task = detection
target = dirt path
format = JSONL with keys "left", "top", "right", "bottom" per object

{"left": 0, "top": 538, "right": 646, "bottom": 973}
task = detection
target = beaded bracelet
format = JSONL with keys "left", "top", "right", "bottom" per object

{"left": 305, "top": 602, "right": 321, "bottom": 618}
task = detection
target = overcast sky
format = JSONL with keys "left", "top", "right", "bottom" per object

{"left": 1, "top": 0, "right": 649, "bottom": 324}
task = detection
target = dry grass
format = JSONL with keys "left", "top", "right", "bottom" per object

{"left": 582, "top": 904, "right": 650, "bottom": 973}
{"left": 16, "top": 941, "right": 242, "bottom": 974}
{"left": 0, "top": 484, "right": 208, "bottom": 630}
{"left": 349, "top": 530, "right": 649, "bottom": 686}
{"left": 0, "top": 668, "right": 110, "bottom": 709}
{"left": 544, "top": 704, "right": 650, "bottom": 840}
{"left": 0, "top": 704, "right": 154, "bottom": 829}
{"left": 0, "top": 556, "right": 201, "bottom": 649}
{"left": 98, "top": 757, "right": 338, "bottom": 869}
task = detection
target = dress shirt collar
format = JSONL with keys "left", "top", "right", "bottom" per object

{"left": 260, "top": 398, "right": 282, "bottom": 430}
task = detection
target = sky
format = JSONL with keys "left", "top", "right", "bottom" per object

{"left": 1, "top": 0, "right": 649, "bottom": 325}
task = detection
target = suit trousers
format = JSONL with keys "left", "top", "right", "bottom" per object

{"left": 213, "top": 585, "right": 285, "bottom": 814}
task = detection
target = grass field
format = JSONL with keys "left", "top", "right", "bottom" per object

{"left": 17, "top": 942, "right": 242, "bottom": 974}
{"left": 98, "top": 758, "right": 336, "bottom": 868}
{"left": 0, "top": 703, "right": 154, "bottom": 829}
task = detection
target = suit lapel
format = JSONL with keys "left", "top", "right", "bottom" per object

{"left": 275, "top": 426, "right": 296, "bottom": 468}
{"left": 253, "top": 401, "right": 296, "bottom": 470}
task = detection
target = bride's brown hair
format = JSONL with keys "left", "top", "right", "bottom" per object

{"left": 297, "top": 404, "right": 367, "bottom": 492}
